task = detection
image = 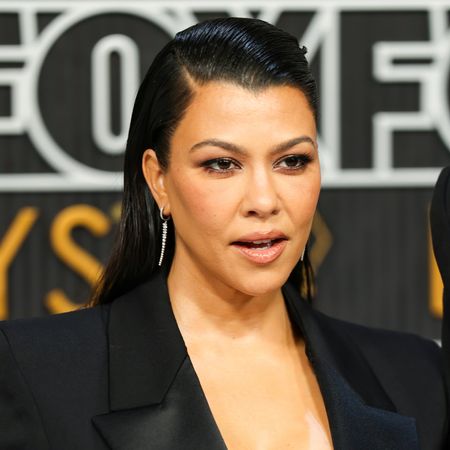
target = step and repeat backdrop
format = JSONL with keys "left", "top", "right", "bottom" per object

{"left": 0, "top": 1, "right": 449, "bottom": 339}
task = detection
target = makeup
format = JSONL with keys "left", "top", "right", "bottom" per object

{"left": 231, "top": 239, "right": 287, "bottom": 264}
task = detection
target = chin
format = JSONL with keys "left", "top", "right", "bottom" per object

{"left": 228, "top": 269, "right": 290, "bottom": 297}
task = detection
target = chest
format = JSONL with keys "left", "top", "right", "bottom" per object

{"left": 187, "top": 342, "right": 334, "bottom": 450}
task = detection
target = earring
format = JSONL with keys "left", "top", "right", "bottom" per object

{"left": 158, "top": 206, "right": 170, "bottom": 266}
{"left": 301, "top": 247, "right": 305, "bottom": 262}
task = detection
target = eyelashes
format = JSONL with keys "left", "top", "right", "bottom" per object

{"left": 278, "top": 154, "right": 313, "bottom": 170}
{"left": 202, "top": 158, "right": 240, "bottom": 173}
{"left": 200, "top": 153, "right": 313, "bottom": 174}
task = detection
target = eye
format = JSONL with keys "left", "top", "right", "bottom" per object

{"left": 202, "top": 158, "right": 241, "bottom": 173}
{"left": 275, "top": 154, "right": 312, "bottom": 170}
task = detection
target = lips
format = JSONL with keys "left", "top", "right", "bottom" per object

{"left": 233, "top": 238, "right": 285, "bottom": 249}
{"left": 231, "top": 231, "right": 288, "bottom": 245}
{"left": 231, "top": 231, "right": 288, "bottom": 264}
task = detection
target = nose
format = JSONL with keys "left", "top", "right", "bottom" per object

{"left": 241, "top": 168, "right": 280, "bottom": 218}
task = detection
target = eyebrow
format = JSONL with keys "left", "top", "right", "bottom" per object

{"left": 188, "top": 136, "right": 316, "bottom": 156}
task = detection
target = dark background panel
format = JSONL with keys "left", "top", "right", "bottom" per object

{"left": 0, "top": 13, "right": 20, "bottom": 45}
{"left": 315, "top": 188, "right": 440, "bottom": 338}
{"left": 394, "top": 131, "right": 450, "bottom": 167}
{"left": 0, "top": 85, "right": 10, "bottom": 116}
{"left": 0, "top": 135, "right": 55, "bottom": 173}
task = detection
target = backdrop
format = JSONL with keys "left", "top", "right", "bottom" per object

{"left": 1, "top": 0, "right": 449, "bottom": 340}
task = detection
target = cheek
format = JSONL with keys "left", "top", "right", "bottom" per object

{"left": 168, "top": 174, "right": 237, "bottom": 239}
{"left": 284, "top": 176, "right": 320, "bottom": 225}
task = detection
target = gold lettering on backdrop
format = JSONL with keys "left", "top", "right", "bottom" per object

{"left": 0, "top": 208, "right": 39, "bottom": 320}
{"left": 310, "top": 211, "right": 333, "bottom": 272}
{"left": 429, "top": 224, "right": 443, "bottom": 318}
{"left": 46, "top": 204, "right": 111, "bottom": 314}
{"left": 110, "top": 201, "right": 121, "bottom": 223}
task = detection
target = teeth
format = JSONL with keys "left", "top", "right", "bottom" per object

{"left": 251, "top": 239, "right": 272, "bottom": 244}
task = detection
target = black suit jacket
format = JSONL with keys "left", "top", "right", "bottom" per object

{"left": 431, "top": 167, "right": 450, "bottom": 385}
{"left": 0, "top": 272, "right": 447, "bottom": 450}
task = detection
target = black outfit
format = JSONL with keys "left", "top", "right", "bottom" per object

{"left": 431, "top": 167, "right": 450, "bottom": 379}
{"left": 430, "top": 166, "right": 450, "bottom": 448}
{"left": 0, "top": 271, "right": 447, "bottom": 449}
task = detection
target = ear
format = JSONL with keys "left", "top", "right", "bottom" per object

{"left": 142, "top": 149, "right": 170, "bottom": 215}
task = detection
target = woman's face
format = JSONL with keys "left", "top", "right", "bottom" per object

{"left": 144, "top": 81, "right": 320, "bottom": 296}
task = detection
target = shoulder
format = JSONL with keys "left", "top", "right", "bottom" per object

{"left": 313, "top": 309, "right": 446, "bottom": 411}
{"left": 320, "top": 311, "right": 442, "bottom": 368}
{"left": 0, "top": 303, "right": 109, "bottom": 344}
{"left": 316, "top": 309, "right": 442, "bottom": 374}
{"left": 0, "top": 306, "right": 112, "bottom": 449}
{"left": 0, "top": 304, "right": 110, "bottom": 372}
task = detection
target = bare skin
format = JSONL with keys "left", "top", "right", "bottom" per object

{"left": 143, "top": 81, "right": 332, "bottom": 449}
{"left": 169, "top": 276, "right": 333, "bottom": 449}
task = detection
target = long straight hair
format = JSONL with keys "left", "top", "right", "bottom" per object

{"left": 90, "top": 17, "right": 318, "bottom": 305}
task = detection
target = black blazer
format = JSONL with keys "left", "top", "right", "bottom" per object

{"left": 431, "top": 167, "right": 450, "bottom": 382}
{"left": 0, "top": 272, "right": 447, "bottom": 450}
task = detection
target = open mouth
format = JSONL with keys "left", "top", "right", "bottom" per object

{"left": 231, "top": 237, "right": 288, "bottom": 264}
{"left": 232, "top": 238, "right": 286, "bottom": 249}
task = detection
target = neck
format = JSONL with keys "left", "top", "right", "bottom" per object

{"left": 166, "top": 253, "right": 298, "bottom": 350}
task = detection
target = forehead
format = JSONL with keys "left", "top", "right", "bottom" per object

{"left": 171, "top": 81, "right": 317, "bottom": 151}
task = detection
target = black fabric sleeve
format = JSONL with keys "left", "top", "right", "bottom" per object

{"left": 0, "top": 328, "right": 50, "bottom": 450}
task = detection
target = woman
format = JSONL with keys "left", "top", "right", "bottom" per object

{"left": 0, "top": 17, "right": 447, "bottom": 450}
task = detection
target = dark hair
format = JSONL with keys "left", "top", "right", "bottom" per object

{"left": 90, "top": 17, "right": 318, "bottom": 306}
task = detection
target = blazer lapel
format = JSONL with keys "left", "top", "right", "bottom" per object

{"left": 282, "top": 282, "right": 419, "bottom": 450}
{"left": 92, "top": 272, "right": 227, "bottom": 450}
{"left": 92, "top": 271, "right": 419, "bottom": 450}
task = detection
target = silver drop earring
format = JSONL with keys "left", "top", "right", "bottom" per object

{"left": 158, "top": 206, "right": 170, "bottom": 267}
{"left": 301, "top": 247, "right": 305, "bottom": 262}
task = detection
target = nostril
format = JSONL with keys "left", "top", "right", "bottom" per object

{"left": 246, "top": 207, "right": 280, "bottom": 217}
